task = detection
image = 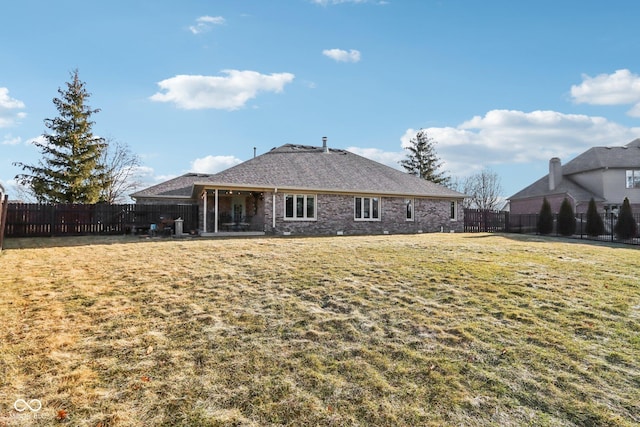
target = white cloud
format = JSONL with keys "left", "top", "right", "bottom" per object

{"left": 571, "top": 69, "right": 640, "bottom": 117}
{"left": 352, "top": 109, "right": 640, "bottom": 179}
{"left": 151, "top": 174, "right": 178, "bottom": 183}
{"left": 150, "top": 70, "right": 295, "bottom": 110}
{"left": 346, "top": 147, "right": 404, "bottom": 166}
{"left": 322, "top": 48, "right": 361, "bottom": 63}
{"left": 0, "top": 88, "right": 26, "bottom": 128}
{"left": 189, "top": 15, "right": 225, "bottom": 34}
{"left": 133, "top": 165, "right": 155, "bottom": 178}
{"left": 1, "top": 134, "right": 21, "bottom": 145}
{"left": 191, "top": 155, "right": 242, "bottom": 173}
{"left": 26, "top": 135, "right": 47, "bottom": 147}
{"left": 435, "top": 110, "right": 640, "bottom": 174}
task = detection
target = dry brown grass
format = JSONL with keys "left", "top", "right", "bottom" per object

{"left": 0, "top": 233, "right": 639, "bottom": 426}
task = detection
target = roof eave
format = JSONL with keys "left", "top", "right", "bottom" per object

{"left": 131, "top": 194, "right": 194, "bottom": 201}
{"left": 193, "top": 181, "right": 464, "bottom": 199}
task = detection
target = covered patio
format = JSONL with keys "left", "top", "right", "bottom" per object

{"left": 198, "top": 187, "right": 267, "bottom": 236}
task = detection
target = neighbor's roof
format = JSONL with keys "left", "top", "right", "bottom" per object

{"left": 132, "top": 144, "right": 464, "bottom": 199}
{"left": 130, "top": 173, "right": 210, "bottom": 199}
{"left": 508, "top": 174, "right": 603, "bottom": 202}
{"left": 562, "top": 138, "right": 640, "bottom": 175}
{"left": 508, "top": 138, "right": 640, "bottom": 201}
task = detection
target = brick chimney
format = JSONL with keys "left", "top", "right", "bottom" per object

{"left": 549, "top": 157, "right": 562, "bottom": 191}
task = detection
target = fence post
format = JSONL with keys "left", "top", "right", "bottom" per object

{"left": 0, "top": 195, "right": 8, "bottom": 250}
{"left": 579, "top": 213, "right": 583, "bottom": 239}
{"left": 610, "top": 213, "right": 615, "bottom": 242}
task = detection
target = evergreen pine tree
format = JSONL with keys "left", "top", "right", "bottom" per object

{"left": 537, "top": 197, "right": 554, "bottom": 235}
{"left": 614, "top": 197, "right": 637, "bottom": 239}
{"left": 14, "top": 70, "right": 108, "bottom": 203}
{"left": 399, "top": 129, "right": 450, "bottom": 186}
{"left": 585, "top": 197, "right": 604, "bottom": 237}
{"left": 557, "top": 197, "right": 576, "bottom": 236}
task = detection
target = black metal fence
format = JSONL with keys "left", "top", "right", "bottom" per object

{"left": 464, "top": 209, "right": 640, "bottom": 245}
{"left": 4, "top": 203, "right": 199, "bottom": 238}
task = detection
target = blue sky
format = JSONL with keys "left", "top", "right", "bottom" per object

{"left": 3, "top": 0, "right": 640, "bottom": 201}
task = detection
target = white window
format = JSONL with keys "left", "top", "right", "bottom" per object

{"left": 284, "top": 194, "right": 316, "bottom": 220}
{"left": 354, "top": 196, "right": 380, "bottom": 221}
{"left": 626, "top": 170, "right": 640, "bottom": 189}
{"left": 405, "top": 199, "right": 414, "bottom": 221}
{"left": 450, "top": 201, "right": 458, "bottom": 220}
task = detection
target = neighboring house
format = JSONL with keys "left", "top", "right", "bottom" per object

{"left": 131, "top": 142, "right": 465, "bottom": 236}
{"left": 509, "top": 138, "right": 640, "bottom": 215}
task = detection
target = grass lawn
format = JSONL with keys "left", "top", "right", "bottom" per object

{"left": 0, "top": 233, "right": 639, "bottom": 426}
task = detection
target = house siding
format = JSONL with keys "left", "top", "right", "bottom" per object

{"left": 262, "top": 192, "right": 462, "bottom": 235}
{"left": 601, "top": 169, "right": 640, "bottom": 206}
{"left": 570, "top": 170, "right": 604, "bottom": 199}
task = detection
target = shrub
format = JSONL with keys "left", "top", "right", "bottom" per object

{"left": 557, "top": 198, "right": 576, "bottom": 236}
{"left": 537, "top": 197, "right": 554, "bottom": 235}
{"left": 614, "top": 197, "right": 637, "bottom": 240}
{"left": 585, "top": 198, "right": 604, "bottom": 237}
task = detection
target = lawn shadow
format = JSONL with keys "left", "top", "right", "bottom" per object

{"left": 2, "top": 235, "right": 182, "bottom": 250}
{"left": 463, "top": 231, "right": 636, "bottom": 249}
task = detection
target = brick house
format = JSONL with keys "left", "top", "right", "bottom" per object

{"left": 509, "top": 138, "right": 640, "bottom": 215}
{"left": 131, "top": 142, "right": 465, "bottom": 236}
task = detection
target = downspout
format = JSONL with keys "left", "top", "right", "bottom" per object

{"left": 273, "top": 187, "right": 277, "bottom": 230}
{"left": 214, "top": 189, "right": 219, "bottom": 233}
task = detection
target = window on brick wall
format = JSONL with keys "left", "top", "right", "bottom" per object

{"left": 284, "top": 194, "right": 316, "bottom": 220}
{"left": 450, "top": 201, "right": 458, "bottom": 220}
{"left": 405, "top": 198, "right": 414, "bottom": 221}
{"left": 354, "top": 196, "right": 380, "bottom": 221}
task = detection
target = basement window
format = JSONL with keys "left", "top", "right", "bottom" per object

{"left": 354, "top": 196, "right": 380, "bottom": 221}
{"left": 626, "top": 170, "right": 640, "bottom": 188}
{"left": 284, "top": 194, "right": 316, "bottom": 220}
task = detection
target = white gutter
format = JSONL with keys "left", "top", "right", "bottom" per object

{"left": 192, "top": 182, "right": 463, "bottom": 199}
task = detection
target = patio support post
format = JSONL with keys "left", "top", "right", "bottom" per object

{"left": 203, "top": 191, "right": 207, "bottom": 234}
{"left": 214, "top": 189, "right": 219, "bottom": 233}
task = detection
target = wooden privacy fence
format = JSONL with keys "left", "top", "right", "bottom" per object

{"left": 4, "top": 203, "right": 199, "bottom": 238}
{"left": 464, "top": 209, "right": 640, "bottom": 245}
{"left": 0, "top": 195, "right": 8, "bottom": 250}
{"left": 463, "top": 209, "right": 510, "bottom": 233}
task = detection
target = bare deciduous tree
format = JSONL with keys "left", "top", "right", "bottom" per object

{"left": 462, "top": 168, "right": 504, "bottom": 210}
{"left": 99, "top": 139, "right": 142, "bottom": 203}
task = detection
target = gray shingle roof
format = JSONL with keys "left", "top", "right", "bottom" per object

{"left": 132, "top": 144, "right": 464, "bottom": 199}
{"left": 131, "top": 173, "right": 209, "bottom": 199}
{"left": 508, "top": 174, "right": 604, "bottom": 202}
{"left": 508, "top": 138, "right": 640, "bottom": 201}
{"left": 562, "top": 138, "right": 640, "bottom": 174}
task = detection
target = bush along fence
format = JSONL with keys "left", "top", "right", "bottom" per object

{"left": 464, "top": 209, "right": 640, "bottom": 245}
{"left": 4, "top": 203, "right": 199, "bottom": 238}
